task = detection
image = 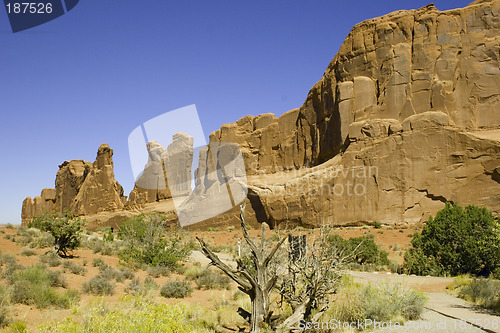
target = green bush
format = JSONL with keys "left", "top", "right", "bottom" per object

{"left": 328, "top": 234, "right": 389, "bottom": 266}
{"left": 117, "top": 213, "right": 193, "bottom": 268}
{"left": 7, "top": 264, "right": 77, "bottom": 309}
{"left": 459, "top": 278, "right": 500, "bottom": 313}
{"left": 28, "top": 212, "right": 85, "bottom": 257}
{"left": 160, "top": 281, "right": 192, "bottom": 299}
{"left": 82, "top": 275, "right": 115, "bottom": 296}
{"left": 404, "top": 203, "right": 500, "bottom": 277}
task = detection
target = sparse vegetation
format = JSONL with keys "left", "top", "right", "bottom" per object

{"left": 92, "top": 257, "right": 106, "bottom": 268}
{"left": 404, "top": 203, "right": 500, "bottom": 277}
{"left": 82, "top": 274, "right": 115, "bottom": 296}
{"left": 62, "top": 260, "right": 87, "bottom": 275}
{"left": 28, "top": 211, "right": 86, "bottom": 257}
{"left": 39, "top": 252, "right": 61, "bottom": 267}
{"left": 117, "top": 213, "right": 193, "bottom": 268}
{"left": 160, "top": 280, "right": 193, "bottom": 299}
{"left": 36, "top": 298, "right": 206, "bottom": 332}
{"left": 7, "top": 264, "right": 78, "bottom": 309}
{"left": 125, "top": 277, "right": 157, "bottom": 296}
{"left": 191, "top": 268, "right": 231, "bottom": 290}
{"left": 457, "top": 278, "right": 500, "bottom": 313}
{"left": 325, "top": 276, "right": 426, "bottom": 325}
{"left": 19, "top": 248, "right": 36, "bottom": 257}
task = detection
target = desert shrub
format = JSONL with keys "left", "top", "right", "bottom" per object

{"left": 160, "top": 280, "right": 192, "bottom": 299}
{"left": 7, "top": 264, "right": 76, "bottom": 309}
{"left": 459, "top": 278, "right": 500, "bottom": 313}
{"left": 361, "top": 282, "right": 427, "bottom": 321}
{"left": 92, "top": 257, "right": 106, "bottom": 268}
{"left": 404, "top": 203, "right": 500, "bottom": 277}
{"left": 8, "top": 264, "right": 66, "bottom": 288}
{"left": 328, "top": 234, "right": 389, "bottom": 266}
{"left": 28, "top": 212, "right": 85, "bottom": 257}
{"left": 103, "top": 227, "right": 114, "bottom": 242}
{"left": 183, "top": 263, "right": 204, "bottom": 279}
{"left": 125, "top": 277, "right": 157, "bottom": 296}
{"left": 117, "top": 213, "right": 193, "bottom": 268}
{"left": 125, "top": 278, "right": 143, "bottom": 295}
{"left": 16, "top": 236, "right": 33, "bottom": 246}
{"left": 31, "top": 232, "right": 55, "bottom": 249}
{"left": 8, "top": 321, "right": 27, "bottom": 333}
{"left": 147, "top": 265, "right": 171, "bottom": 278}
{"left": 190, "top": 268, "right": 231, "bottom": 290}
{"left": 20, "top": 248, "right": 36, "bottom": 257}
{"left": 144, "top": 276, "right": 158, "bottom": 290}
{"left": 39, "top": 252, "right": 61, "bottom": 267}
{"left": 326, "top": 276, "right": 364, "bottom": 323}
{"left": 493, "top": 267, "right": 500, "bottom": 280}
{"left": 118, "top": 266, "right": 134, "bottom": 280}
{"left": 324, "top": 278, "right": 426, "bottom": 325}
{"left": 87, "top": 238, "right": 114, "bottom": 256}
{"left": 0, "top": 253, "right": 16, "bottom": 266}
{"left": 36, "top": 299, "right": 204, "bottom": 333}
{"left": 447, "top": 275, "right": 472, "bottom": 291}
{"left": 5, "top": 224, "right": 15, "bottom": 229}
{"left": 82, "top": 275, "right": 115, "bottom": 296}
{"left": 62, "top": 260, "right": 87, "bottom": 275}
{"left": 0, "top": 286, "right": 10, "bottom": 328}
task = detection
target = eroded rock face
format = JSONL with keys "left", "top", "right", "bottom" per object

{"left": 211, "top": 0, "right": 500, "bottom": 173}
{"left": 21, "top": 1, "right": 500, "bottom": 228}
{"left": 55, "top": 160, "right": 92, "bottom": 213}
{"left": 165, "top": 133, "right": 194, "bottom": 198}
{"left": 21, "top": 188, "right": 57, "bottom": 224}
{"left": 72, "top": 144, "right": 125, "bottom": 215}
{"left": 21, "top": 144, "right": 125, "bottom": 224}
{"left": 127, "top": 141, "right": 171, "bottom": 206}
{"left": 249, "top": 121, "right": 500, "bottom": 227}
{"left": 127, "top": 133, "right": 194, "bottom": 206}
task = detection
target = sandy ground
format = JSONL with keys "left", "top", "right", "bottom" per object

{"left": 0, "top": 223, "right": 460, "bottom": 332}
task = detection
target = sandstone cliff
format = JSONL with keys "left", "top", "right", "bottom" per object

{"left": 212, "top": 0, "right": 500, "bottom": 172}
{"left": 196, "top": 0, "right": 500, "bottom": 227}
{"left": 21, "top": 0, "right": 500, "bottom": 228}
{"left": 21, "top": 144, "right": 126, "bottom": 224}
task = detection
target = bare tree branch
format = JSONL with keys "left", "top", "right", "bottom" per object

{"left": 196, "top": 237, "right": 252, "bottom": 291}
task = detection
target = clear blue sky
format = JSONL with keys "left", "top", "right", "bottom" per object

{"left": 0, "top": 0, "right": 471, "bottom": 224}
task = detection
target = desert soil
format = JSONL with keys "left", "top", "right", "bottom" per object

{"left": 0, "top": 223, "right": 474, "bottom": 333}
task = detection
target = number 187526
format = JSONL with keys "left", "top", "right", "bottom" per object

{"left": 6, "top": 2, "right": 53, "bottom": 14}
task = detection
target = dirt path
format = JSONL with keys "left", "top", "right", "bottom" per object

{"left": 349, "top": 271, "right": 500, "bottom": 333}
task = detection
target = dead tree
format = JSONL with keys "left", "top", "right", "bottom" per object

{"left": 276, "top": 228, "right": 358, "bottom": 333}
{"left": 197, "top": 202, "right": 286, "bottom": 333}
